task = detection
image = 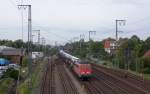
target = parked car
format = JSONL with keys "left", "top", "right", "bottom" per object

{"left": 8, "top": 64, "right": 20, "bottom": 70}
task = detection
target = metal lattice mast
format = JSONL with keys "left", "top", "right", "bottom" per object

{"left": 18, "top": 5, "right": 32, "bottom": 89}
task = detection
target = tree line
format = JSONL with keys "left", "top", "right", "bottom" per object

{"left": 0, "top": 39, "right": 57, "bottom": 56}
{"left": 63, "top": 35, "right": 150, "bottom": 74}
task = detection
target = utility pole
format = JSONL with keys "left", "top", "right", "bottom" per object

{"left": 18, "top": 5, "right": 32, "bottom": 89}
{"left": 33, "top": 30, "right": 40, "bottom": 52}
{"left": 38, "top": 30, "right": 40, "bottom": 45}
{"left": 115, "top": 20, "right": 126, "bottom": 69}
{"left": 88, "top": 31, "right": 96, "bottom": 41}
{"left": 41, "top": 37, "right": 46, "bottom": 45}
{"left": 55, "top": 41, "right": 58, "bottom": 46}
{"left": 41, "top": 37, "right": 46, "bottom": 55}
{"left": 79, "top": 34, "right": 85, "bottom": 54}
{"left": 33, "top": 30, "right": 40, "bottom": 45}
{"left": 88, "top": 31, "right": 96, "bottom": 57}
{"left": 16, "top": 1, "right": 24, "bottom": 93}
{"left": 115, "top": 20, "right": 126, "bottom": 41}
{"left": 88, "top": 31, "right": 96, "bottom": 49}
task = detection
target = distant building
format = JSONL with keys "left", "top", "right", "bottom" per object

{"left": 104, "top": 38, "right": 116, "bottom": 54}
{"left": 32, "top": 52, "right": 44, "bottom": 59}
{"left": 0, "top": 46, "right": 25, "bottom": 65}
{"left": 104, "top": 37, "right": 128, "bottom": 54}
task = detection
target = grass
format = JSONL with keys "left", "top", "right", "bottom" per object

{"left": 18, "top": 80, "right": 31, "bottom": 94}
{"left": 31, "top": 60, "right": 45, "bottom": 94}
{"left": 0, "top": 78, "right": 15, "bottom": 94}
{"left": 144, "top": 74, "right": 150, "bottom": 80}
{"left": 17, "top": 58, "right": 47, "bottom": 94}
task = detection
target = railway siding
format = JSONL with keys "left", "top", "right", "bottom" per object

{"left": 40, "top": 57, "right": 55, "bottom": 94}
{"left": 92, "top": 64, "right": 149, "bottom": 94}
{"left": 39, "top": 57, "right": 150, "bottom": 94}
{"left": 56, "top": 59, "right": 79, "bottom": 94}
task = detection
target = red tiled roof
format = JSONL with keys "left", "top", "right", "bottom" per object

{"left": 104, "top": 37, "right": 116, "bottom": 41}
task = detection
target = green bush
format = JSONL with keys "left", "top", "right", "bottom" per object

{"left": 102, "top": 62, "right": 107, "bottom": 66}
{"left": 2, "top": 68, "right": 19, "bottom": 80}
{"left": 144, "top": 67, "right": 150, "bottom": 74}
{"left": 0, "top": 78, "right": 15, "bottom": 94}
{"left": 22, "top": 56, "right": 29, "bottom": 67}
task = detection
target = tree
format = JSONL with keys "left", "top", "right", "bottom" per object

{"left": 139, "top": 37, "right": 150, "bottom": 57}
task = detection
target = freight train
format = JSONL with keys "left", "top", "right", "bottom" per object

{"left": 59, "top": 50, "right": 92, "bottom": 80}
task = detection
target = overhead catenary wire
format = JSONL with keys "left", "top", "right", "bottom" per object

{"left": 21, "top": 0, "right": 24, "bottom": 41}
{"left": 34, "top": 24, "right": 150, "bottom": 45}
{"left": 33, "top": 25, "right": 71, "bottom": 42}
{"left": 33, "top": 25, "right": 115, "bottom": 42}
{"left": 32, "top": 15, "right": 150, "bottom": 45}
{"left": 8, "top": 0, "right": 18, "bottom": 8}
{"left": 6, "top": 0, "right": 26, "bottom": 41}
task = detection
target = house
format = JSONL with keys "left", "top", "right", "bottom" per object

{"left": 104, "top": 37, "right": 128, "bottom": 54}
{"left": 0, "top": 46, "right": 25, "bottom": 65}
{"left": 104, "top": 38, "right": 116, "bottom": 54}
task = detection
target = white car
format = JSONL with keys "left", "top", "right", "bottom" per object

{"left": 0, "top": 65, "right": 8, "bottom": 70}
{"left": 8, "top": 64, "right": 20, "bottom": 70}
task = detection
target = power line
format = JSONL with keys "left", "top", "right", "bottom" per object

{"left": 21, "top": 0, "right": 24, "bottom": 41}
{"left": 33, "top": 25, "right": 70, "bottom": 41}
{"left": 127, "top": 16, "right": 150, "bottom": 26}
{"left": 8, "top": 0, "right": 19, "bottom": 9}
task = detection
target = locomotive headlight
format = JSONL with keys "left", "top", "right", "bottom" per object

{"left": 86, "top": 71, "right": 90, "bottom": 74}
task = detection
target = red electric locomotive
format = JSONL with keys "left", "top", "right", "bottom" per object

{"left": 59, "top": 50, "right": 92, "bottom": 80}
{"left": 73, "top": 60, "right": 92, "bottom": 79}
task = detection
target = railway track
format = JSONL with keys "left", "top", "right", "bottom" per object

{"left": 57, "top": 58, "right": 135, "bottom": 94}
{"left": 40, "top": 58, "right": 55, "bottom": 94}
{"left": 56, "top": 60, "right": 79, "bottom": 94}
{"left": 94, "top": 71, "right": 129, "bottom": 94}
{"left": 52, "top": 57, "right": 149, "bottom": 94}
{"left": 92, "top": 63, "right": 150, "bottom": 93}
{"left": 83, "top": 81, "right": 104, "bottom": 94}
{"left": 56, "top": 58, "right": 102, "bottom": 94}
{"left": 93, "top": 65, "right": 148, "bottom": 94}
{"left": 82, "top": 71, "right": 129, "bottom": 94}
{"left": 84, "top": 78, "right": 124, "bottom": 94}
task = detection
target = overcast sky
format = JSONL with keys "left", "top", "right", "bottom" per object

{"left": 0, "top": 0, "right": 150, "bottom": 45}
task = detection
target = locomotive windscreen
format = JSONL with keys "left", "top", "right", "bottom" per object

{"left": 78, "top": 60, "right": 89, "bottom": 64}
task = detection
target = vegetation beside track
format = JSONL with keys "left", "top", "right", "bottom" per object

{"left": 0, "top": 78, "right": 15, "bottom": 94}
{"left": 17, "top": 57, "right": 48, "bottom": 94}
{"left": 0, "top": 65, "right": 19, "bottom": 94}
